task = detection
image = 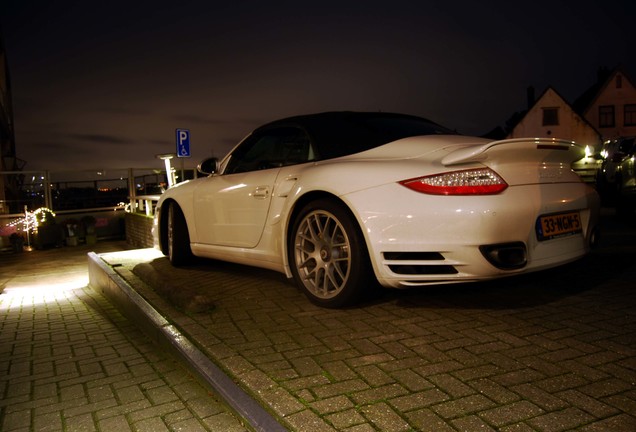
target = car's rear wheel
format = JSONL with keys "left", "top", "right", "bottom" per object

{"left": 289, "top": 199, "right": 372, "bottom": 308}
{"left": 167, "top": 201, "right": 191, "bottom": 266}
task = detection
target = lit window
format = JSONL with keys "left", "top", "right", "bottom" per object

{"left": 599, "top": 106, "right": 615, "bottom": 128}
{"left": 542, "top": 107, "right": 559, "bottom": 126}
{"left": 625, "top": 104, "right": 636, "bottom": 126}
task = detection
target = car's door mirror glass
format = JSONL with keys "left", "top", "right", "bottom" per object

{"left": 198, "top": 158, "right": 219, "bottom": 175}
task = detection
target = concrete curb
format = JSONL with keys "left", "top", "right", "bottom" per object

{"left": 87, "top": 252, "right": 288, "bottom": 432}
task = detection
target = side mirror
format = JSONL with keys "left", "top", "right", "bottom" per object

{"left": 197, "top": 158, "right": 220, "bottom": 175}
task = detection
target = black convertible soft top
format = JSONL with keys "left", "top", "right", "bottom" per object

{"left": 254, "top": 111, "right": 457, "bottom": 160}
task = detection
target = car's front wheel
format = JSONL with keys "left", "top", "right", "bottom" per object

{"left": 167, "top": 201, "right": 192, "bottom": 266}
{"left": 289, "top": 199, "right": 372, "bottom": 308}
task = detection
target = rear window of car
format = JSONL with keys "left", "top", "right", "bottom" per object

{"left": 300, "top": 112, "right": 456, "bottom": 159}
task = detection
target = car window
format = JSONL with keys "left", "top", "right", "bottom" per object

{"left": 301, "top": 112, "right": 456, "bottom": 160}
{"left": 224, "top": 127, "right": 314, "bottom": 174}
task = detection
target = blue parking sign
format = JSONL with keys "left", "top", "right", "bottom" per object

{"left": 176, "top": 129, "right": 191, "bottom": 158}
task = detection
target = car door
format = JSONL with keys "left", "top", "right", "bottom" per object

{"left": 192, "top": 126, "right": 313, "bottom": 248}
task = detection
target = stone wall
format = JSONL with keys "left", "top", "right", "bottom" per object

{"left": 125, "top": 213, "right": 154, "bottom": 248}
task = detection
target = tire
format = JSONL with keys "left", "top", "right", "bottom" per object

{"left": 167, "top": 202, "right": 192, "bottom": 266}
{"left": 288, "top": 199, "right": 372, "bottom": 308}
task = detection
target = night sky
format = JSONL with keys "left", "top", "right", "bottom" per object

{"left": 1, "top": 0, "right": 634, "bottom": 171}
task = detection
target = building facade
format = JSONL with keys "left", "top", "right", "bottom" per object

{"left": 1, "top": 32, "right": 15, "bottom": 214}
{"left": 508, "top": 86, "right": 602, "bottom": 149}
{"left": 506, "top": 67, "right": 636, "bottom": 184}
{"left": 578, "top": 67, "right": 636, "bottom": 140}
{"left": 509, "top": 66, "right": 636, "bottom": 147}
{"left": 0, "top": 31, "right": 23, "bottom": 214}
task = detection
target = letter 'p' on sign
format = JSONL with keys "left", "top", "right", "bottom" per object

{"left": 176, "top": 129, "right": 191, "bottom": 158}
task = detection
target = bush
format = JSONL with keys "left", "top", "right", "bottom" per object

{"left": 34, "top": 208, "right": 56, "bottom": 226}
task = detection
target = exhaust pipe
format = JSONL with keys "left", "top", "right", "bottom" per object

{"left": 480, "top": 242, "right": 527, "bottom": 270}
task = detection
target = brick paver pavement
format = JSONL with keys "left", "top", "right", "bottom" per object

{"left": 0, "top": 242, "right": 248, "bottom": 432}
{"left": 101, "top": 211, "right": 636, "bottom": 431}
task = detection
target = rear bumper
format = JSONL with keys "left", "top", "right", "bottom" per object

{"left": 345, "top": 182, "right": 600, "bottom": 288}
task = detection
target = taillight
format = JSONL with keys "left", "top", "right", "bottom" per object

{"left": 399, "top": 168, "right": 508, "bottom": 195}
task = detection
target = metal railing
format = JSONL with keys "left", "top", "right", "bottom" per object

{"left": 0, "top": 168, "right": 197, "bottom": 241}
{"left": 132, "top": 195, "right": 162, "bottom": 217}
{"left": 1, "top": 167, "right": 196, "bottom": 214}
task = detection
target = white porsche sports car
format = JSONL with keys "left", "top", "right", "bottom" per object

{"left": 154, "top": 112, "right": 600, "bottom": 308}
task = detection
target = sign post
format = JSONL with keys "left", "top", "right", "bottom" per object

{"left": 176, "top": 129, "right": 191, "bottom": 158}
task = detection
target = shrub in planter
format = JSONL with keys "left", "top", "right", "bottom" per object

{"left": 33, "top": 208, "right": 64, "bottom": 249}
{"left": 81, "top": 215, "right": 98, "bottom": 245}
{"left": 81, "top": 215, "right": 97, "bottom": 233}
{"left": 34, "top": 224, "right": 64, "bottom": 249}
{"left": 64, "top": 218, "right": 80, "bottom": 246}
{"left": 34, "top": 208, "right": 56, "bottom": 227}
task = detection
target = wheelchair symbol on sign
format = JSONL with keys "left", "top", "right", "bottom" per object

{"left": 176, "top": 129, "right": 191, "bottom": 158}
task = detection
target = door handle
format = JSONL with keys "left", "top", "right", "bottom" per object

{"left": 253, "top": 186, "right": 269, "bottom": 199}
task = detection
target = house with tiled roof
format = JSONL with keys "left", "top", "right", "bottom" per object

{"left": 504, "top": 66, "right": 636, "bottom": 183}
{"left": 507, "top": 86, "right": 603, "bottom": 183}
{"left": 573, "top": 66, "right": 636, "bottom": 140}
{"left": 508, "top": 86, "right": 601, "bottom": 148}
{"left": 506, "top": 66, "right": 636, "bottom": 146}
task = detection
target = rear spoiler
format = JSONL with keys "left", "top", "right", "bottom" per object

{"left": 441, "top": 138, "right": 583, "bottom": 167}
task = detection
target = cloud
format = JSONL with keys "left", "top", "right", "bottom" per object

{"left": 66, "top": 133, "right": 130, "bottom": 146}
{"left": 171, "top": 115, "right": 229, "bottom": 125}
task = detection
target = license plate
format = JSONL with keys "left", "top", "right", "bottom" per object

{"left": 536, "top": 211, "right": 582, "bottom": 241}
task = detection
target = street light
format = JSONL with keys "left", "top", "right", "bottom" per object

{"left": 156, "top": 153, "right": 176, "bottom": 188}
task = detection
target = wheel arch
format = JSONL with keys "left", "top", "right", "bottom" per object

{"left": 283, "top": 190, "right": 371, "bottom": 273}
{"left": 283, "top": 190, "right": 376, "bottom": 307}
{"left": 157, "top": 198, "right": 177, "bottom": 256}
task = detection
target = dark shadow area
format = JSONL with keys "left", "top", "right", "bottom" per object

{"left": 141, "top": 255, "right": 290, "bottom": 285}
{"left": 132, "top": 255, "right": 296, "bottom": 313}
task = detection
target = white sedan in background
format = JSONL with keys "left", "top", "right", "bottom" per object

{"left": 154, "top": 112, "right": 600, "bottom": 308}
